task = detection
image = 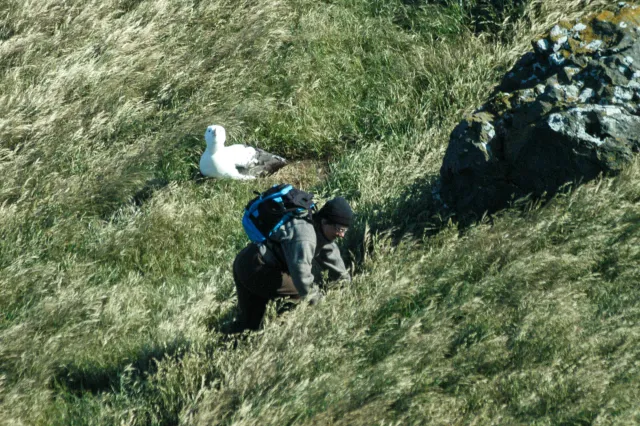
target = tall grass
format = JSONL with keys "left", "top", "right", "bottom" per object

{"left": 1, "top": 0, "right": 636, "bottom": 424}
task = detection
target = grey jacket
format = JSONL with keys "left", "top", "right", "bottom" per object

{"left": 260, "top": 216, "right": 350, "bottom": 300}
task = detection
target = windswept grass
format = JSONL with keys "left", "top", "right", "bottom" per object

{"left": 1, "top": 0, "right": 637, "bottom": 424}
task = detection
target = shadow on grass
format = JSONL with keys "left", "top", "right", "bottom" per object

{"left": 346, "top": 170, "right": 578, "bottom": 265}
{"left": 95, "top": 132, "right": 203, "bottom": 218}
{"left": 131, "top": 177, "right": 169, "bottom": 207}
{"left": 343, "top": 174, "right": 455, "bottom": 268}
{"left": 51, "top": 338, "right": 191, "bottom": 395}
{"left": 380, "top": 174, "right": 453, "bottom": 243}
{"left": 206, "top": 300, "right": 302, "bottom": 337}
{"left": 613, "top": 213, "right": 640, "bottom": 245}
{"left": 341, "top": 171, "right": 551, "bottom": 275}
{"left": 205, "top": 306, "right": 241, "bottom": 336}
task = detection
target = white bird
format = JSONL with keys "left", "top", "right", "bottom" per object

{"left": 199, "top": 125, "right": 287, "bottom": 180}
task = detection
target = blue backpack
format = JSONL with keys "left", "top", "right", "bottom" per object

{"left": 242, "top": 184, "right": 316, "bottom": 244}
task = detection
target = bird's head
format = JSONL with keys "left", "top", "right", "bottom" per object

{"left": 204, "top": 125, "right": 226, "bottom": 150}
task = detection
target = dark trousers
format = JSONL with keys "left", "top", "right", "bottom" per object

{"left": 233, "top": 244, "right": 299, "bottom": 330}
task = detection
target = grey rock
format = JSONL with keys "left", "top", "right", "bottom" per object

{"left": 549, "top": 52, "right": 567, "bottom": 66}
{"left": 550, "top": 25, "right": 568, "bottom": 40}
{"left": 440, "top": 5, "right": 640, "bottom": 217}
{"left": 572, "top": 23, "right": 587, "bottom": 33}
{"left": 586, "top": 40, "right": 604, "bottom": 51}
{"left": 535, "top": 39, "right": 551, "bottom": 53}
{"left": 579, "top": 87, "right": 596, "bottom": 102}
{"left": 564, "top": 84, "right": 581, "bottom": 99}
{"left": 559, "top": 66, "right": 581, "bottom": 84}
{"left": 613, "top": 86, "right": 635, "bottom": 102}
{"left": 553, "top": 36, "right": 569, "bottom": 52}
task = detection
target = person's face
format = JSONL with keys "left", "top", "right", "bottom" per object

{"left": 321, "top": 220, "right": 348, "bottom": 241}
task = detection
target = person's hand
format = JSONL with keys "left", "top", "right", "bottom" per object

{"left": 305, "top": 289, "right": 324, "bottom": 306}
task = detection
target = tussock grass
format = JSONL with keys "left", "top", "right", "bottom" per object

{"left": 1, "top": 0, "right": 637, "bottom": 424}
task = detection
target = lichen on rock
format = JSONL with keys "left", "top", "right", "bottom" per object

{"left": 440, "top": 4, "right": 640, "bottom": 217}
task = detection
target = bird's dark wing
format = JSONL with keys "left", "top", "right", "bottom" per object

{"left": 237, "top": 148, "right": 287, "bottom": 177}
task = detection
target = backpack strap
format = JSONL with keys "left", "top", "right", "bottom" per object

{"left": 261, "top": 239, "right": 288, "bottom": 272}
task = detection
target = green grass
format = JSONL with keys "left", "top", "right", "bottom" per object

{"left": 2, "top": 0, "right": 638, "bottom": 424}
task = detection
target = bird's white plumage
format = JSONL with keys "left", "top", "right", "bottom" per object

{"left": 223, "top": 144, "right": 258, "bottom": 168}
{"left": 199, "top": 124, "right": 287, "bottom": 180}
{"left": 199, "top": 125, "right": 256, "bottom": 180}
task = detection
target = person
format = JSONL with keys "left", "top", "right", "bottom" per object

{"left": 231, "top": 196, "right": 353, "bottom": 331}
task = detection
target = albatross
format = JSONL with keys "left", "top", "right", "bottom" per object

{"left": 199, "top": 125, "right": 287, "bottom": 180}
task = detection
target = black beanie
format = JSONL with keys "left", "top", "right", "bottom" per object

{"left": 317, "top": 197, "right": 353, "bottom": 227}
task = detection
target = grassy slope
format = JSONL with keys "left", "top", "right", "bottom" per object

{"left": 1, "top": 0, "right": 638, "bottom": 424}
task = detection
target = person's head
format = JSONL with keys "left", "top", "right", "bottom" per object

{"left": 315, "top": 197, "right": 353, "bottom": 241}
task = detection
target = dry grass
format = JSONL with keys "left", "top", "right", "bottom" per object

{"left": 1, "top": 0, "right": 637, "bottom": 424}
